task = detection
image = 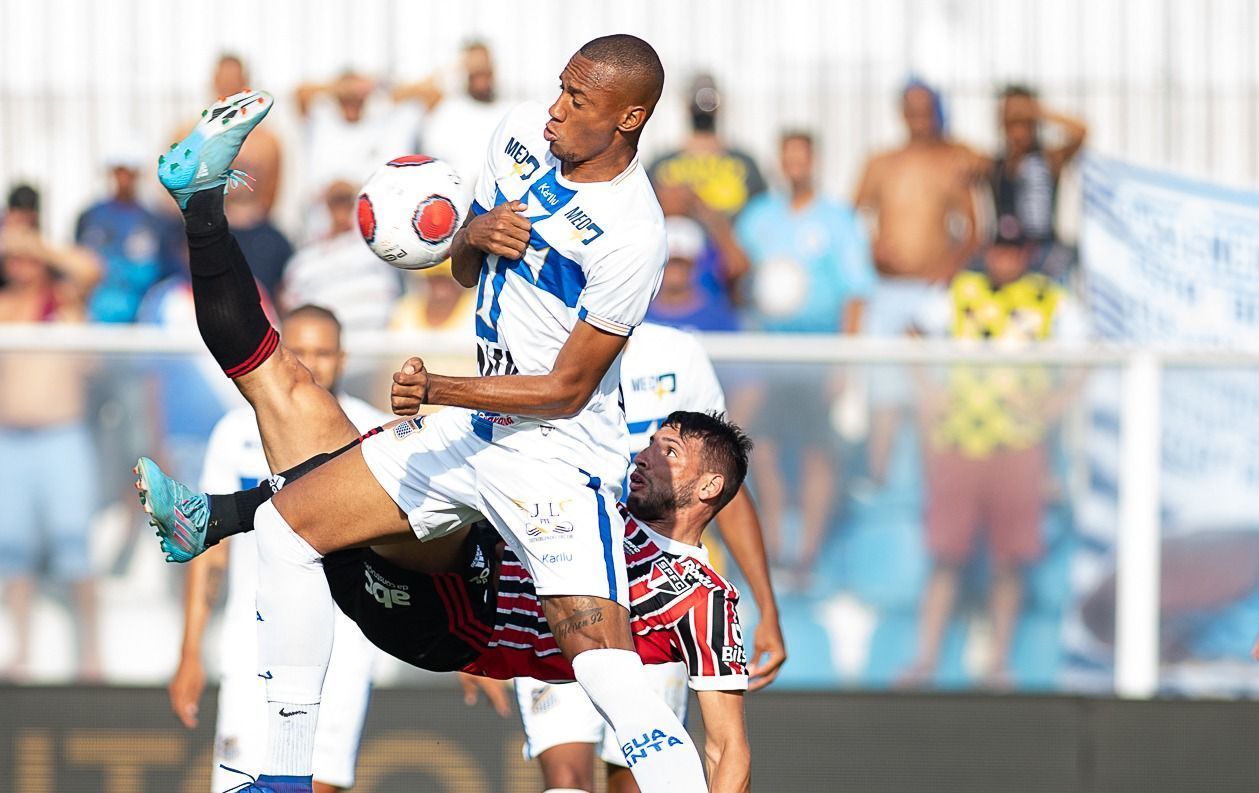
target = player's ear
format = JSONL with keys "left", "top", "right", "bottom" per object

{"left": 697, "top": 472, "right": 724, "bottom": 503}
{"left": 617, "top": 105, "right": 648, "bottom": 135}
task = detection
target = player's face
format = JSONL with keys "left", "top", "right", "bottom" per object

{"left": 627, "top": 425, "right": 699, "bottom": 521}
{"left": 283, "top": 315, "right": 344, "bottom": 392}
{"left": 546, "top": 56, "right": 624, "bottom": 164}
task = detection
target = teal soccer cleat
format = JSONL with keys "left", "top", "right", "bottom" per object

{"left": 134, "top": 457, "right": 211, "bottom": 563}
{"left": 158, "top": 89, "right": 273, "bottom": 209}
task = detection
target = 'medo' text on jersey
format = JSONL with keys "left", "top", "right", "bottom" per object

{"left": 563, "top": 206, "right": 605, "bottom": 245}
{"left": 505, "top": 137, "right": 541, "bottom": 180}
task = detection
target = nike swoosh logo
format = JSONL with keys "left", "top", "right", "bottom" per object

{"left": 279, "top": 708, "right": 308, "bottom": 717}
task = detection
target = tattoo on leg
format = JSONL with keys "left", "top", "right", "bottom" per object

{"left": 552, "top": 606, "right": 606, "bottom": 641}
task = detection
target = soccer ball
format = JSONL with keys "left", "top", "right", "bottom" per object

{"left": 357, "top": 155, "right": 464, "bottom": 270}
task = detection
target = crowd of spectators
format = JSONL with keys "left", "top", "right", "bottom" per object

{"left": 0, "top": 45, "right": 1094, "bottom": 688}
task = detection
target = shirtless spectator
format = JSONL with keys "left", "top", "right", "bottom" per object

{"left": 853, "top": 79, "right": 980, "bottom": 485}
{"left": 977, "top": 85, "right": 1088, "bottom": 280}
{"left": 0, "top": 187, "right": 103, "bottom": 680}
{"left": 170, "top": 55, "right": 290, "bottom": 295}
{"left": 393, "top": 41, "right": 511, "bottom": 198}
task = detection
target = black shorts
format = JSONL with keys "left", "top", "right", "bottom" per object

{"left": 322, "top": 524, "right": 499, "bottom": 673}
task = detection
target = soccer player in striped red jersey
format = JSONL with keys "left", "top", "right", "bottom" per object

{"left": 141, "top": 411, "right": 754, "bottom": 790}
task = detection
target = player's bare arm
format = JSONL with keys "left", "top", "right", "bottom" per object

{"left": 715, "top": 488, "right": 786, "bottom": 690}
{"left": 169, "top": 541, "right": 229, "bottom": 728}
{"left": 449, "top": 200, "right": 531, "bottom": 287}
{"left": 696, "top": 689, "right": 751, "bottom": 793}
{"left": 391, "top": 319, "right": 628, "bottom": 419}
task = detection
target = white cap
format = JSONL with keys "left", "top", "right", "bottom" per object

{"left": 104, "top": 138, "right": 147, "bottom": 171}
{"left": 664, "top": 215, "right": 704, "bottom": 262}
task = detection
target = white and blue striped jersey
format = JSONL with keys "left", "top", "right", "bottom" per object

{"left": 620, "top": 323, "right": 726, "bottom": 459}
{"left": 469, "top": 102, "right": 667, "bottom": 487}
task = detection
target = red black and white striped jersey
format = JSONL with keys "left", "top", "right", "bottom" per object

{"left": 464, "top": 506, "right": 748, "bottom": 691}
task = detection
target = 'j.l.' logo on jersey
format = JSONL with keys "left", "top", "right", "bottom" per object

{"left": 622, "top": 728, "right": 685, "bottom": 767}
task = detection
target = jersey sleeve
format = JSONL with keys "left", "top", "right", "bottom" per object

{"left": 675, "top": 589, "right": 749, "bottom": 691}
{"left": 838, "top": 207, "right": 878, "bottom": 299}
{"left": 577, "top": 228, "right": 667, "bottom": 337}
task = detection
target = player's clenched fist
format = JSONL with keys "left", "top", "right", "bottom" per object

{"left": 465, "top": 200, "right": 531, "bottom": 260}
{"left": 391, "top": 356, "right": 430, "bottom": 415}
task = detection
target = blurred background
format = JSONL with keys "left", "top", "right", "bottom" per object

{"left": 3, "top": 0, "right": 1259, "bottom": 790}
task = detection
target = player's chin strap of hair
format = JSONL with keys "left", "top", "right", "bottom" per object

{"left": 218, "top": 764, "right": 260, "bottom": 792}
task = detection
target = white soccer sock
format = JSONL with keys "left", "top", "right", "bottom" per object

{"left": 254, "top": 499, "right": 333, "bottom": 777}
{"left": 571, "top": 649, "right": 708, "bottom": 792}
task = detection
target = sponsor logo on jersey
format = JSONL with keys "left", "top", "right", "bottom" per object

{"left": 563, "top": 205, "right": 605, "bottom": 245}
{"left": 475, "top": 411, "right": 515, "bottom": 427}
{"left": 630, "top": 372, "right": 678, "bottom": 399}
{"left": 621, "top": 728, "right": 686, "bottom": 767}
{"left": 364, "top": 565, "right": 411, "bottom": 609}
{"left": 513, "top": 499, "right": 575, "bottom": 540}
{"left": 647, "top": 556, "right": 719, "bottom": 595}
{"left": 468, "top": 544, "right": 491, "bottom": 585}
{"left": 505, "top": 136, "right": 541, "bottom": 180}
{"left": 539, "top": 552, "right": 573, "bottom": 565}
{"left": 393, "top": 417, "right": 424, "bottom": 440}
{"left": 530, "top": 685, "right": 557, "bottom": 714}
{"left": 722, "top": 644, "right": 747, "bottom": 665}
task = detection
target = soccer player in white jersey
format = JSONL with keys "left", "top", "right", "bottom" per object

{"left": 168, "top": 305, "right": 386, "bottom": 792}
{"left": 513, "top": 322, "right": 786, "bottom": 793}
{"left": 140, "top": 36, "right": 710, "bottom": 793}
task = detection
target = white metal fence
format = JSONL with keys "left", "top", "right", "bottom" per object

{"left": 2, "top": 325, "right": 1256, "bottom": 696}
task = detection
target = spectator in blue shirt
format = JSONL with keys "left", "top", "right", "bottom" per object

{"left": 732, "top": 131, "right": 876, "bottom": 588}
{"left": 75, "top": 145, "right": 176, "bottom": 322}
{"left": 736, "top": 131, "right": 875, "bottom": 334}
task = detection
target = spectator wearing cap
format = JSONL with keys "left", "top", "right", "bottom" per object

{"left": 75, "top": 144, "right": 178, "bottom": 322}
{"left": 731, "top": 131, "right": 877, "bottom": 582}
{"left": 649, "top": 73, "right": 767, "bottom": 218}
{"left": 0, "top": 183, "right": 103, "bottom": 681}
{"left": 645, "top": 215, "right": 739, "bottom": 332}
{"left": 900, "top": 216, "right": 1088, "bottom": 689}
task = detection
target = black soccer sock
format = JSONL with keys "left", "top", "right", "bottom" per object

{"left": 181, "top": 189, "right": 278, "bottom": 378}
{"left": 202, "top": 435, "right": 370, "bottom": 547}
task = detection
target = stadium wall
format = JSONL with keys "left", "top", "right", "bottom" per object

{"left": 2, "top": 686, "right": 1257, "bottom": 793}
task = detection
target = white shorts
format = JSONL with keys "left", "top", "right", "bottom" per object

{"left": 210, "top": 606, "right": 377, "bottom": 790}
{"left": 515, "top": 663, "right": 690, "bottom": 768}
{"left": 361, "top": 407, "right": 630, "bottom": 604}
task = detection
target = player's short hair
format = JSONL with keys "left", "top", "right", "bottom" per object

{"left": 1000, "top": 83, "right": 1038, "bottom": 101}
{"left": 577, "top": 34, "right": 665, "bottom": 110}
{"left": 283, "top": 304, "right": 343, "bottom": 340}
{"left": 781, "top": 130, "right": 814, "bottom": 150}
{"left": 664, "top": 411, "right": 752, "bottom": 511}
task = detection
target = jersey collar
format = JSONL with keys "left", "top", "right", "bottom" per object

{"left": 553, "top": 153, "right": 642, "bottom": 190}
{"left": 633, "top": 518, "right": 710, "bottom": 565}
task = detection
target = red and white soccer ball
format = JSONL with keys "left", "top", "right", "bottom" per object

{"left": 357, "top": 155, "right": 464, "bottom": 270}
